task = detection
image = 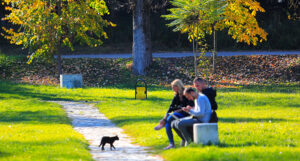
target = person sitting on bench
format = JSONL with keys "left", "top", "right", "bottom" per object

{"left": 172, "top": 87, "right": 212, "bottom": 146}
{"left": 154, "top": 79, "right": 194, "bottom": 149}
{"left": 193, "top": 77, "right": 218, "bottom": 123}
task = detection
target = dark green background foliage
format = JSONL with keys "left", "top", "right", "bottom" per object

{"left": 0, "top": 0, "right": 300, "bottom": 53}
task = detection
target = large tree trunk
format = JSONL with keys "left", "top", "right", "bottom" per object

{"left": 132, "top": 0, "right": 152, "bottom": 75}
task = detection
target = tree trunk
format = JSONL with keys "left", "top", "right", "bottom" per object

{"left": 193, "top": 25, "right": 198, "bottom": 77}
{"left": 132, "top": 0, "right": 152, "bottom": 75}
{"left": 193, "top": 37, "right": 198, "bottom": 77}
{"left": 56, "top": 0, "right": 63, "bottom": 76}
{"left": 57, "top": 51, "right": 62, "bottom": 75}
{"left": 212, "top": 27, "right": 217, "bottom": 74}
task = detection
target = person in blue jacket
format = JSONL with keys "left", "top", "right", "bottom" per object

{"left": 172, "top": 87, "right": 212, "bottom": 146}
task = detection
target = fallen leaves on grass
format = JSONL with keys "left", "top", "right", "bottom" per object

{"left": 0, "top": 55, "right": 299, "bottom": 87}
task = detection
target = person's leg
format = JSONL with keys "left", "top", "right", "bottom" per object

{"left": 165, "top": 112, "right": 185, "bottom": 143}
{"left": 164, "top": 113, "right": 186, "bottom": 149}
{"left": 165, "top": 115, "right": 175, "bottom": 145}
{"left": 169, "top": 112, "right": 184, "bottom": 120}
{"left": 177, "top": 118, "right": 199, "bottom": 144}
{"left": 171, "top": 119, "right": 185, "bottom": 141}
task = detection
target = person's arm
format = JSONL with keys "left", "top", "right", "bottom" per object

{"left": 189, "top": 107, "right": 205, "bottom": 118}
{"left": 166, "top": 94, "right": 179, "bottom": 114}
{"left": 189, "top": 97, "right": 211, "bottom": 118}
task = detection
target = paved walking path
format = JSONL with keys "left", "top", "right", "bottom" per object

{"left": 54, "top": 101, "right": 163, "bottom": 161}
{"left": 60, "top": 51, "right": 300, "bottom": 59}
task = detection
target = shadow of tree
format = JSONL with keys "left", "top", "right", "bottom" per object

{"left": 0, "top": 82, "right": 79, "bottom": 101}
{"left": 108, "top": 116, "right": 292, "bottom": 127}
{"left": 109, "top": 116, "right": 162, "bottom": 126}
{"left": 0, "top": 139, "right": 90, "bottom": 159}
{"left": 218, "top": 84, "right": 299, "bottom": 94}
{"left": 219, "top": 117, "right": 292, "bottom": 123}
{"left": 70, "top": 116, "right": 112, "bottom": 127}
{"left": 0, "top": 151, "right": 11, "bottom": 158}
{"left": 217, "top": 142, "right": 297, "bottom": 148}
{"left": 0, "top": 110, "right": 70, "bottom": 124}
{"left": 101, "top": 96, "right": 170, "bottom": 102}
{"left": 0, "top": 87, "right": 59, "bottom": 100}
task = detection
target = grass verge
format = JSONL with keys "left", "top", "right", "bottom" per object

{"left": 0, "top": 82, "right": 93, "bottom": 161}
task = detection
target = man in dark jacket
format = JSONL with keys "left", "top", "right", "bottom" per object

{"left": 193, "top": 77, "right": 218, "bottom": 122}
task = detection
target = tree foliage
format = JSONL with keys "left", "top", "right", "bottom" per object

{"left": 221, "top": 0, "right": 268, "bottom": 45}
{"left": 163, "top": 0, "right": 268, "bottom": 46}
{"left": 1, "top": 0, "right": 114, "bottom": 63}
{"left": 288, "top": 0, "right": 300, "bottom": 20}
{"left": 106, "top": 0, "right": 168, "bottom": 11}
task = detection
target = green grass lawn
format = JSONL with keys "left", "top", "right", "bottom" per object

{"left": 97, "top": 85, "right": 300, "bottom": 161}
{"left": 0, "top": 81, "right": 299, "bottom": 161}
{"left": 0, "top": 82, "right": 93, "bottom": 161}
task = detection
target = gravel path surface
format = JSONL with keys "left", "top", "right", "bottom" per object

{"left": 60, "top": 51, "right": 300, "bottom": 59}
{"left": 53, "top": 101, "right": 163, "bottom": 161}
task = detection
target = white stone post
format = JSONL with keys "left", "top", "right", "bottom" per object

{"left": 193, "top": 123, "right": 219, "bottom": 145}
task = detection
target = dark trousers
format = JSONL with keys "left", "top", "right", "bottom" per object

{"left": 171, "top": 117, "right": 202, "bottom": 143}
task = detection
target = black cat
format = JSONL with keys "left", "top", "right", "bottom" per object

{"left": 99, "top": 135, "right": 119, "bottom": 150}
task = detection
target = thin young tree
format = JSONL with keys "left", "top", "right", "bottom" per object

{"left": 163, "top": 0, "right": 224, "bottom": 76}
{"left": 2, "top": 0, "right": 114, "bottom": 75}
{"left": 163, "top": 0, "right": 268, "bottom": 76}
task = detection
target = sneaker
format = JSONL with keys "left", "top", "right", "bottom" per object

{"left": 154, "top": 123, "right": 164, "bottom": 130}
{"left": 154, "top": 120, "right": 165, "bottom": 130}
{"left": 163, "top": 144, "right": 175, "bottom": 150}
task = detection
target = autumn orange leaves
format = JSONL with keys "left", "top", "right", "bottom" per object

{"left": 163, "top": 0, "right": 267, "bottom": 46}
{"left": 223, "top": 0, "right": 267, "bottom": 45}
{"left": 1, "top": 0, "right": 115, "bottom": 64}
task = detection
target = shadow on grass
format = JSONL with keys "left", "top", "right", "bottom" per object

{"left": 1, "top": 138, "right": 89, "bottom": 146}
{"left": 109, "top": 116, "right": 162, "bottom": 126}
{"left": 101, "top": 96, "right": 170, "bottom": 102}
{"left": 1, "top": 80, "right": 298, "bottom": 102}
{"left": 216, "top": 141, "right": 297, "bottom": 148}
{"left": 0, "top": 151, "right": 11, "bottom": 158}
{"left": 108, "top": 116, "right": 292, "bottom": 127}
{"left": 0, "top": 110, "right": 70, "bottom": 124}
{"left": 71, "top": 116, "right": 112, "bottom": 127}
{"left": 0, "top": 81, "right": 78, "bottom": 101}
{"left": 219, "top": 84, "right": 300, "bottom": 93}
{"left": 0, "top": 81, "right": 170, "bottom": 102}
{"left": 219, "top": 117, "right": 292, "bottom": 123}
{"left": 0, "top": 139, "right": 91, "bottom": 160}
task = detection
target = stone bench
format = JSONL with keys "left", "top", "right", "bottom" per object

{"left": 193, "top": 123, "right": 219, "bottom": 145}
{"left": 60, "top": 74, "right": 83, "bottom": 88}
